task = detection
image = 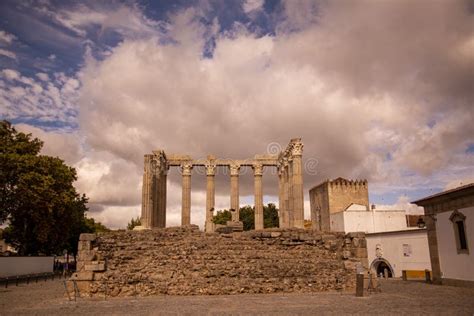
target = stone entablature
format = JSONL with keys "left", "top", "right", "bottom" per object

{"left": 141, "top": 138, "right": 305, "bottom": 231}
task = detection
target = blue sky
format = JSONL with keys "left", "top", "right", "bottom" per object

{"left": 1, "top": 0, "right": 473, "bottom": 228}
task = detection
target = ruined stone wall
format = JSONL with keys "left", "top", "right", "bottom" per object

{"left": 70, "top": 226, "right": 367, "bottom": 297}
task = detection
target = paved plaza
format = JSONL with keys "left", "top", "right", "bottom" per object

{"left": 1, "top": 278, "right": 473, "bottom": 315}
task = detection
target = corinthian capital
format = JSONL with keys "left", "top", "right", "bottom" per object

{"left": 291, "top": 142, "right": 303, "bottom": 156}
{"left": 229, "top": 163, "right": 240, "bottom": 176}
{"left": 253, "top": 164, "right": 263, "bottom": 176}
{"left": 205, "top": 163, "right": 216, "bottom": 176}
{"left": 181, "top": 163, "right": 193, "bottom": 176}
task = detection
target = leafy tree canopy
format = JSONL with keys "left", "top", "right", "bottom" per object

{"left": 0, "top": 120, "right": 108, "bottom": 255}
{"left": 212, "top": 204, "right": 279, "bottom": 231}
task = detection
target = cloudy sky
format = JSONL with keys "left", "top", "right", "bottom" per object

{"left": 1, "top": 0, "right": 473, "bottom": 228}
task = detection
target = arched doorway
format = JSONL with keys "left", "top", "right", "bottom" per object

{"left": 370, "top": 258, "right": 394, "bottom": 278}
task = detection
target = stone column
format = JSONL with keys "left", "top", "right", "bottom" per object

{"left": 141, "top": 154, "right": 154, "bottom": 229}
{"left": 291, "top": 141, "right": 305, "bottom": 229}
{"left": 158, "top": 165, "right": 167, "bottom": 228}
{"left": 253, "top": 164, "right": 264, "bottom": 230}
{"left": 287, "top": 157, "right": 294, "bottom": 227}
{"left": 205, "top": 162, "right": 216, "bottom": 232}
{"left": 229, "top": 163, "right": 240, "bottom": 221}
{"left": 181, "top": 163, "right": 192, "bottom": 226}
{"left": 282, "top": 159, "right": 290, "bottom": 228}
{"left": 278, "top": 165, "right": 285, "bottom": 228}
{"left": 152, "top": 158, "right": 161, "bottom": 228}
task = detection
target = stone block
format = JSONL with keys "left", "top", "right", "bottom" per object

{"left": 78, "top": 251, "right": 96, "bottom": 262}
{"left": 322, "top": 234, "right": 336, "bottom": 242}
{"left": 80, "top": 233, "right": 96, "bottom": 241}
{"left": 347, "top": 232, "right": 365, "bottom": 238}
{"left": 85, "top": 261, "right": 106, "bottom": 272}
{"left": 78, "top": 240, "right": 91, "bottom": 251}
{"left": 71, "top": 271, "right": 94, "bottom": 281}
{"left": 352, "top": 247, "right": 368, "bottom": 258}
{"left": 360, "top": 258, "right": 369, "bottom": 269}
{"left": 342, "top": 250, "right": 351, "bottom": 259}
{"left": 298, "top": 233, "right": 311, "bottom": 241}
{"left": 352, "top": 238, "right": 360, "bottom": 247}
{"left": 76, "top": 261, "right": 85, "bottom": 271}
{"left": 270, "top": 232, "right": 281, "bottom": 238}
{"left": 343, "top": 260, "right": 357, "bottom": 270}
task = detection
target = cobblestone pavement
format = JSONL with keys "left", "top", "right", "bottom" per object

{"left": 1, "top": 278, "right": 473, "bottom": 315}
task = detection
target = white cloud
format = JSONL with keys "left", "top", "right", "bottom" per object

{"left": 375, "top": 195, "right": 424, "bottom": 215}
{"left": 1, "top": 70, "right": 80, "bottom": 126}
{"left": 243, "top": 0, "right": 265, "bottom": 14}
{"left": 1, "top": 69, "right": 20, "bottom": 80}
{"left": 0, "top": 48, "right": 17, "bottom": 60}
{"left": 0, "top": 30, "right": 16, "bottom": 44}
{"left": 36, "top": 73, "right": 49, "bottom": 81}
{"left": 15, "top": 124, "right": 83, "bottom": 165}
{"left": 5, "top": 2, "right": 473, "bottom": 229}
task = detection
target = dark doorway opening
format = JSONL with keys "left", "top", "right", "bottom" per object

{"left": 375, "top": 261, "right": 393, "bottom": 278}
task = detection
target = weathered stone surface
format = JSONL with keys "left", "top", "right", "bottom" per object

{"left": 72, "top": 227, "right": 366, "bottom": 297}
{"left": 80, "top": 233, "right": 96, "bottom": 241}
{"left": 85, "top": 261, "right": 106, "bottom": 272}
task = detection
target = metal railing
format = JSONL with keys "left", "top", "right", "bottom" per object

{"left": 0, "top": 271, "right": 70, "bottom": 288}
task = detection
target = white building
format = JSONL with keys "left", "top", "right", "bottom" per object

{"left": 414, "top": 183, "right": 474, "bottom": 287}
{"left": 329, "top": 203, "right": 431, "bottom": 278}
{"left": 366, "top": 228, "right": 430, "bottom": 278}
{"left": 330, "top": 203, "right": 408, "bottom": 233}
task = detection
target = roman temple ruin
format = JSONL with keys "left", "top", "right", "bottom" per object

{"left": 140, "top": 138, "right": 305, "bottom": 231}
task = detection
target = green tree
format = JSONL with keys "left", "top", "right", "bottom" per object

{"left": 239, "top": 205, "right": 255, "bottom": 230}
{"left": 212, "top": 204, "right": 280, "bottom": 231}
{"left": 263, "top": 203, "right": 279, "bottom": 228}
{"left": 0, "top": 120, "right": 92, "bottom": 255}
{"left": 212, "top": 209, "right": 232, "bottom": 225}
{"left": 127, "top": 216, "right": 141, "bottom": 230}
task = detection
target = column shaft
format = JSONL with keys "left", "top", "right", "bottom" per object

{"left": 254, "top": 164, "right": 264, "bottom": 230}
{"left": 158, "top": 172, "right": 167, "bottom": 228}
{"left": 288, "top": 160, "right": 294, "bottom": 227}
{"left": 206, "top": 175, "right": 215, "bottom": 223}
{"left": 292, "top": 155, "right": 304, "bottom": 228}
{"left": 278, "top": 170, "right": 285, "bottom": 228}
{"left": 152, "top": 173, "right": 161, "bottom": 228}
{"left": 230, "top": 175, "right": 239, "bottom": 221}
{"left": 141, "top": 155, "right": 153, "bottom": 229}
{"left": 181, "top": 164, "right": 192, "bottom": 226}
{"left": 283, "top": 164, "right": 290, "bottom": 228}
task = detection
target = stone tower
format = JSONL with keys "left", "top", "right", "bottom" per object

{"left": 309, "top": 178, "right": 368, "bottom": 231}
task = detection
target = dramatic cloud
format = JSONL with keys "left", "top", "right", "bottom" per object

{"left": 3, "top": 1, "right": 473, "bottom": 228}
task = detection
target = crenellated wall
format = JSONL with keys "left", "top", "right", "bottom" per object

{"left": 310, "top": 178, "right": 369, "bottom": 231}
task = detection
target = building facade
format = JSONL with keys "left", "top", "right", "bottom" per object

{"left": 366, "top": 228, "right": 430, "bottom": 278}
{"left": 413, "top": 183, "right": 474, "bottom": 286}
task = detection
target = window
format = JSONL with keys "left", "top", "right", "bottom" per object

{"left": 403, "top": 244, "right": 412, "bottom": 257}
{"left": 450, "top": 210, "right": 469, "bottom": 254}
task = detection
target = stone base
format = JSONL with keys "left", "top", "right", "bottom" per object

{"left": 133, "top": 226, "right": 150, "bottom": 231}
{"left": 205, "top": 220, "right": 215, "bottom": 233}
{"left": 226, "top": 221, "right": 243, "bottom": 232}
